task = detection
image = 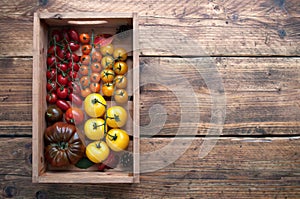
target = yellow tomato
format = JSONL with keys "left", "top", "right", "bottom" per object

{"left": 102, "top": 82, "right": 114, "bottom": 97}
{"left": 113, "top": 61, "right": 128, "bottom": 75}
{"left": 101, "top": 55, "right": 114, "bottom": 69}
{"left": 114, "top": 89, "right": 128, "bottom": 104}
{"left": 105, "top": 106, "right": 127, "bottom": 128}
{"left": 113, "top": 47, "right": 127, "bottom": 61}
{"left": 100, "top": 44, "right": 114, "bottom": 56}
{"left": 86, "top": 141, "right": 110, "bottom": 163}
{"left": 101, "top": 69, "right": 115, "bottom": 83}
{"left": 106, "top": 129, "right": 129, "bottom": 152}
{"left": 84, "top": 93, "right": 107, "bottom": 117}
{"left": 114, "top": 75, "right": 128, "bottom": 89}
{"left": 84, "top": 118, "right": 107, "bottom": 140}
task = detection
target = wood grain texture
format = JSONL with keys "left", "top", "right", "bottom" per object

{"left": 0, "top": 0, "right": 299, "bottom": 56}
{"left": 0, "top": 137, "right": 299, "bottom": 198}
{"left": 0, "top": 57, "right": 299, "bottom": 136}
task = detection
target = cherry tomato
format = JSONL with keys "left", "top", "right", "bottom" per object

{"left": 90, "top": 72, "right": 101, "bottom": 83}
{"left": 114, "top": 75, "right": 127, "bottom": 89}
{"left": 46, "top": 68, "right": 57, "bottom": 81}
{"left": 67, "top": 62, "right": 80, "bottom": 72}
{"left": 81, "top": 44, "right": 92, "bottom": 55}
{"left": 68, "top": 29, "right": 79, "bottom": 42}
{"left": 46, "top": 92, "right": 58, "bottom": 104}
{"left": 62, "top": 29, "right": 70, "bottom": 41}
{"left": 79, "top": 65, "right": 89, "bottom": 76}
{"left": 51, "top": 30, "right": 62, "bottom": 42}
{"left": 80, "top": 55, "right": 90, "bottom": 65}
{"left": 113, "top": 61, "right": 128, "bottom": 75}
{"left": 65, "top": 107, "right": 84, "bottom": 125}
{"left": 100, "top": 44, "right": 114, "bottom": 56}
{"left": 79, "top": 33, "right": 90, "bottom": 44}
{"left": 114, "top": 89, "right": 128, "bottom": 104}
{"left": 102, "top": 82, "right": 114, "bottom": 97}
{"left": 80, "top": 76, "right": 90, "bottom": 87}
{"left": 57, "top": 73, "right": 69, "bottom": 86}
{"left": 84, "top": 93, "right": 106, "bottom": 117}
{"left": 101, "top": 69, "right": 115, "bottom": 83}
{"left": 91, "top": 62, "right": 102, "bottom": 73}
{"left": 68, "top": 81, "right": 81, "bottom": 94}
{"left": 84, "top": 118, "right": 106, "bottom": 140}
{"left": 66, "top": 52, "right": 80, "bottom": 62}
{"left": 56, "top": 87, "right": 68, "bottom": 99}
{"left": 89, "top": 82, "right": 101, "bottom": 93}
{"left": 46, "top": 80, "right": 57, "bottom": 92}
{"left": 56, "top": 48, "right": 66, "bottom": 60}
{"left": 105, "top": 106, "right": 127, "bottom": 128}
{"left": 56, "top": 99, "right": 71, "bottom": 112}
{"left": 68, "top": 93, "right": 83, "bottom": 106}
{"left": 68, "top": 70, "right": 78, "bottom": 80}
{"left": 106, "top": 129, "right": 129, "bottom": 152}
{"left": 81, "top": 87, "right": 92, "bottom": 98}
{"left": 57, "top": 63, "right": 68, "bottom": 73}
{"left": 47, "top": 45, "right": 60, "bottom": 55}
{"left": 113, "top": 47, "right": 127, "bottom": 61}
{"left": 92, "top": 51, "right": 102, "bottom": 62}
{"left": 69, "top": 41, "right": 80, "bottom": 51}
{"left": 101, "top": 55, "right": 114, "bottom": 69}
{"left": 47, "top": 56, "right": 57, "bottom": 67}
{"left": 86, "top": 141, "right": 110, "bottom": 163}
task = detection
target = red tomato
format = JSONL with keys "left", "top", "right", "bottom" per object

{"left": 57, "top": 63, "right": 68, "bottom": 73}
{"left": 46, "top": 81, "right": 57, "bottom": 92}
{"left": 51, "top": 30, "right": 62, "bottom": 42}
{"left": 68, "top": 93, "right": 83, "bottom": 106}
{"left": 62, "top": 29, "right": 70, "bottom": 41}
{"left": 66, "top": 52, "right": 79, "bottom": 62}
{"left": 56, "top": 48, "right": 66, "bottom": 61}
{"left": 56, "top": 87, "right": 68, "bottom": 99}
{"left": 47, "top": 56, "right": 57, "bottom": 67}
{"left": 68, "top": 29, "right": 79, "bottom": 42}
{"left": 65, "top": 107, "right": 84, "bottom": 125}
{"left": 68, "top": 70, "right": 78, "bottom": 80}
{"left": 46, "top": 68, "right": 57, "bottom": 81}
{"left": 69, "top": 41, "right": 80, "bottom": 51}
{"left": 57, "top": 74, "right": 69, "bottom": 86}
{"left": 67, "top": 62, "right": 80, "bottom": 72}
{"left": 68, "top": 81, "right": 81, "bottom": 94}
{"left": 46, "top": 92, "right": 58, "bottom": 104}
{"left": 56, "top": 99, "right": 71, "bottom": 112}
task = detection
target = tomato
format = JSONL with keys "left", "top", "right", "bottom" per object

{"left": 86, "top": 141, "right": 110, "bottom": 163}
{"left": 89, "top": 82, "right": 101, "bottom": 93}
{"left": 56, "top": 48, "right": 66, "bottom": 60}
{"left": 80, "top": 76, "right": 90, "bottom": 87}
{"left": 47, "top": 45, "right": 61, "bottom": 56}
{"left": 106, "top": 129, "right": 129, "bottom": 152}
{"left": 114, "top": 89, "right": 128, "bottom": 104}
{"left": 68, "top": 81, "right": 81, "bottom": 94}
{"left": 80, "top": 55, "right": 90, "bottom": 65}
{"left": 57, "top": 73, "right": 69, "bottom": 86}
{"left": 56, "top": 99, "right": 71, "bottom": 111}
{"left": 68, "top": 93, "right": 83, "bottom": 106}
{"left": 47, "top": 56, "right": 58, "bottom": 67}
{"left": 84, "top": 93, "right": 106, "bottom": 117}
{"left": 65, "top": 107, "right": 84, "bottom": 125}
{"left": 102, "top": 82, "right": 114, "bottom": 97}
{"left": 66, "top": 52, "right": 79, "bottom": 62}
{"left": 91, "top": 62, "right": 102, "bottom": 73}
{"left": 114, "top": 75, "right": 127, "bottom": 89}
{"left": 101, "top": 55, "right": 114, "bottom": 69}
{"left": 81, "top": 87, "right": 92, "bottom": 98}
{"left": 68, "top": 70, "right": 78, "bottom": 80}
{"left": 57, "top": 63, "right": 68, "bottom": 73}
{"left": 69, "top": 41, "right": 80, "bottom": 51}
{"left": 79, "top": 65, "right": 89, "bottom": 76}
{"left": 100, "top": 44, "right": 114, "bottom": 56}
{"left": 62, "top": 29, "right": 70, "bottom": 41}
{"left": 81, "top": 44, "right": 92, "bottom": 55}
{"left": 46, "top": 92, "right": 58, "bottom": 104}
{"left": 113, "top": 61, "right": 128, "bottom": 75}
{"left": 79, "top": 33, "right": 90, "bottom": 44}
{"left": 45, "top": 105, "right": 63, "bottom": 124}
{"left": 67, "top": 62, "right": 80, "bottom": 72}
{"left": 46, "top": 80, "right": 57, "bottom": 92}
{"left": 51, "top": 30, "right": 62, "bottom": 42}
{"left": 56, "top": 86, "right": 68, "bottom": 99}
{"left": 46, "top": 68, "right": 57, "bottom": 81}
{"left": 68, "top": 29, "right": 79, "bottom": 42}
{"left": 84, "top": 118, "right": 106, "bottom": 140}
{"left": 113, "top": 47, "right": 127, "bottom": 61}
{"left": 90, "top": 72, "right": 101, "bottom": 83}
{"left": 92, "top": 51, "right": 102, "bottom": 62}
{"left": 101, "top": 69, "right": 115, "bottom": 83}
{"left": 105, "top": 106, "right": 127, "bottom": 128}
{"left": 94, "top": 35, "right": 113, "bottom": 49}
{"left": 98, "top": 151, "right": 119, "bottom": 171}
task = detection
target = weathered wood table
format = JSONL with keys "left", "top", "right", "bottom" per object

{"left": 0, "top": 0, "right": 299, "bottom": 198}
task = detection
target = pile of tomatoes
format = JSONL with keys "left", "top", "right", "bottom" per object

{"left": 45, "top": 28, "right": 131, "bottom": 171}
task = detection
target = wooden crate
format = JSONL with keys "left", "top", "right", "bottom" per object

{"left": 32, "top": 12, "right": 139, "bottom": 183}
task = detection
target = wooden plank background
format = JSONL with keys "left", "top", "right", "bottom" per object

{"left": 0, "top": 0, "right": 299, "bottom": 198}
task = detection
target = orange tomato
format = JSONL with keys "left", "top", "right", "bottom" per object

{"left": 91, "top": 62, "right": 102, "bottom": 73}
{"left": 92, "top": 51, "right": 102, "bottom": 62}
{"left": 90, "top": 72, "right": 101, "bottom": 83}
{"left": 79, "top": 33, "right": 90, "bottom": 44}
{"left": 90, "top": 82, "right": 101, "bottom": 93}
{"left": 81, "top": 44, "right": 92, "bottom": 55}
{"left": 81, "top": 87, "right": 92, "bottom": 98}
{"left": 79, "top": 65, "right": 89, "bottom": 76}
{"left": 102, "top": 82, "right": 114, "bottom": 97}
{"left": 80, "top": 55, "right": 90, "bottom": 65}
{"left": 80, "top": 76, "right": 90, "bottom": 87}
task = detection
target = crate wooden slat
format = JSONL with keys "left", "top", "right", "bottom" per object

{"left": 32, "top": 12, "right": 139, "bottom": 183}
